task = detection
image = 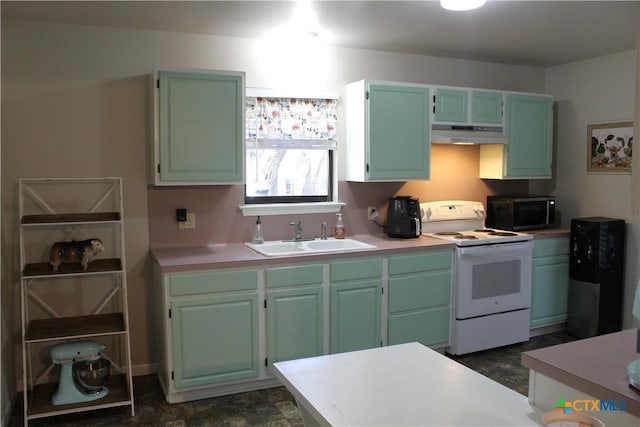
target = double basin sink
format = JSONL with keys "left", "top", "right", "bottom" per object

{"left": 245, "top": 238, "right": 376, "bottom": 257}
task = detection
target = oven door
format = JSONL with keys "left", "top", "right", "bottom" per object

{"left": 454, "top": 241, "right": 533, "bottom": 319}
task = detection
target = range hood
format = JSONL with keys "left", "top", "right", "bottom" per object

{"left": 431, "top": 125, "right": 507, "bottom": 145}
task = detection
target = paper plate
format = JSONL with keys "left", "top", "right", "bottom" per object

{"left": 543, "top": 410, "right": 605, "bottom": 427}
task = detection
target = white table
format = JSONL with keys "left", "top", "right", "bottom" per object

{"left": 274, "top": 342, "right": 543, "bottom": 426}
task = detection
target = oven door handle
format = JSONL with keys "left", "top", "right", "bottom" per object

{"left": 456, "top": 241, "right": 533, "bottom": 257}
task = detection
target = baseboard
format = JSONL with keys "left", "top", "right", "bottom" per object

{"left": 2, "top": 393, "right": 16, "bottom": 427}
{"left": 530, "top": 322, "right": 566, "bottom": 337}
{"left": 131, "top": 362, "right": 158, "bottom": 377}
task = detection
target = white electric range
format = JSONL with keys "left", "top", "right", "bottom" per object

{"left": 420, "top": 200, "right": 533, "bottom": 355}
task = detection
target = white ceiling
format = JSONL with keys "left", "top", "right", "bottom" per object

{"left": 2, "top": 1, "right": 639, "bottom": 67}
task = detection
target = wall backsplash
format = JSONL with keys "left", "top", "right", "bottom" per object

{"left": 147, "top": 145, "right": 528, "bottom": 247}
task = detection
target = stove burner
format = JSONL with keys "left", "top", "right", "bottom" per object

{"left": 474, "top": 228, "right": 495, "bottom": 233}
{"left": 458, "top": 235, "right": 478, "bottom": 240}
{"left": 435, "top": 232, "right": 463, "bottom": 236}
{"left": 487, "top": 231, "right": 518, "bottom": 237}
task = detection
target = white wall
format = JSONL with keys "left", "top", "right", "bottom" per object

{"left": 1, "top": 18, "right": 548, "bottom": 399}
{"left": 543, "top": 50, "right": 639, "bottom": 328}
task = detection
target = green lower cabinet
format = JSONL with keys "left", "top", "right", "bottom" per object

{"left": 156, "top": 70, "right": 245, "bottom": 184}
{"left": 387, "top": 270, "right": 451, "bottom": 347}
{"left": 329, "top": 258, "right": 383, "bottom": 354}
{"left": 388, "top": 308, "right": 450, "bottom": 346}
{"left": 266, "top": 286, "right": 324, "bottom": 371}
{"left": 531, "top": 238, "right": 570, "bottom": 328}
{"left": 170, "top": 292, "right": 260, "bottom": 389}
{"left": 387, "top": 251, "right": 452, "bottom": 348}
{"left": 330, "top": 280, "right": 382, "bottom": 353}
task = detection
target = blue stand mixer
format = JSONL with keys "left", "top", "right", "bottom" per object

{"left": 50, "top": 340, "right": 111, "bottom": 405}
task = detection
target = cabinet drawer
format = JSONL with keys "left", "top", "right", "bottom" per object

{"left": 330, "top": 258, "right": 382, "bottom": 282}
{"left": 533, "top": 254, "right": 569, "bottom": 267}
{"left": 388, "top": 250, "right": 452, "bottom": 275}
{"left": 533, "top": 238, "right": 569, "bottom": 258}
{"left": 388, "top": 271, "right": 451, "bottom": 313}
{"left": 169, "top": 269, "right": 258, "bottom": 296}
{"left": 266, "top": 264, "right": 323, "bottom": 288}
{"left": 388, "top": 307, "right": 450, "bottom": 347}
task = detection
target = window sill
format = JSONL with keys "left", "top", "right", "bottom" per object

{"left": 239, "top": 202, "right": 345, "bottom": 217}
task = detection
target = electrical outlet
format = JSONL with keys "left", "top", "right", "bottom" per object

{"left": 178, "top": 212, "right": 196, "bottom": 229}
{"left": 176, "top": 208, "right": 187, "bottom": 222}
{"left": 367, "top": 206, "right": 378, "bottom": 221}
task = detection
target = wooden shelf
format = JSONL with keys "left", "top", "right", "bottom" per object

{"left": 25, "top": 313, "right": 126, "bottom": 342}
{"left": 26, "top": 374, "right": 132, "bottom": 419}
{"left": 20, "top": 178, "right": 134, "bottom": 424}
{"left": 22, "top": 212, "right": 121, "bottom": 224}
{"left": 22, "top": 258, "right": 122, "bottom": 277}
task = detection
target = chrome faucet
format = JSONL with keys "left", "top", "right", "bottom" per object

{"left": 290, "top": 220, "right": 303, "bottom": 241}
{"left": 320, "top": 221, "right": 327, "bottom": 240}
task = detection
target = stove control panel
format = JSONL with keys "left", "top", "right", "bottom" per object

{"left": 420, "top": 201, "right": 485, "bottom": 222}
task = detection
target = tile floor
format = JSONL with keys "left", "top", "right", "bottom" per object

{"left": 11, "top": 331, "right": 575, "bottom": 426}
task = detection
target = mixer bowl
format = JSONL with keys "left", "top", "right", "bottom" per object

{"left": 73, "top": 358, "right": 110, "bottom": 392}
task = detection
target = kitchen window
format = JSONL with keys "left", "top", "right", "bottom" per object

{"left": 244, "top": 95, "right": 338, "bottom": 206}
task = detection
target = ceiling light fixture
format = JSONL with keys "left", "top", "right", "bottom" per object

{"left": 291, "top": 1, "right": 320, "bottom": 38}
{"left": 440, "top": 0, "right": 486, "bottom": 11}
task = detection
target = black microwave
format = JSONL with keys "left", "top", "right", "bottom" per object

{"left": 486, "top": 195, "right": 556, "bottom": 231}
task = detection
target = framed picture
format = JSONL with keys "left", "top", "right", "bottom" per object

{"left": 587, "top": 121, "right": 633, "bottom": 173}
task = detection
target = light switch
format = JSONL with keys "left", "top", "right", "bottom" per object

{"left": 178, "top": 212, "right": 196, "bottom": 229}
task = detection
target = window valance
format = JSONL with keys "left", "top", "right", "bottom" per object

{"left": 245, "top": 97, "right": 338, "bottom": 142}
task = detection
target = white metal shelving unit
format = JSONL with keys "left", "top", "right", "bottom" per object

{"left": 19, "top": 177, "right": 134, "bottom": 425}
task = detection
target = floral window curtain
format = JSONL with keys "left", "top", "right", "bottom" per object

{"left": 246, "top": 97, "right": 337, "bottom": 143}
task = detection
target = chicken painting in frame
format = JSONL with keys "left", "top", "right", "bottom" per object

{"left": 588, "top": 121, "right": 633, "bottom": 173}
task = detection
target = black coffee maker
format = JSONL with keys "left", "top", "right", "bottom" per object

{"left": 386, "top": 196, "right": 421, "bottom": 238}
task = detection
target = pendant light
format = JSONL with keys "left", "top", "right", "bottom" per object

{"left": 441, "top": 0, "right": 486, "bottom": 11}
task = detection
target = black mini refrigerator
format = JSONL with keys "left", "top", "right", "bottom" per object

{"left": 567, "top": 217, "right": 625, "bottom": 338}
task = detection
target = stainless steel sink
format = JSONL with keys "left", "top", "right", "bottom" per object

{"left": 244, "top": 238, "right": 376, "bottom": 257}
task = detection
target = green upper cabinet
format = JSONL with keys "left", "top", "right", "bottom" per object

{"left": 432, "top": 88, "right": 503, "bottom": 125}
{"left": 504, "top": 94, "right": 554, "bottom": 178}
{"left": 471, "top": 91, "right": 503, "bottom": 124}
{"left": 346, "top": 80, "right": 430, "bottom": 182}
{"left": 433, "top": 88, "right": 468, "bottom": 123}
{"left": 153, "top": 70, "right": 245, "bottom": 185}
{"left": 480, "top": 93, "right": 553, "bottom": 179}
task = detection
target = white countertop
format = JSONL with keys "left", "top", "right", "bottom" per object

{"left": 274, "top": 342, "right": 543, "bottom": 426}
